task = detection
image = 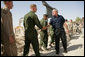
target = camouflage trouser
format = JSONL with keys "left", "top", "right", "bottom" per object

{"left": 73, "top": 29, "right": 76, "bottom": 34}
{"left": 40, "top": 31, "right": 48, "bottom": 49}
{"left": 66, "top": 33, "right": 70, "bottom": 42}
{"left": 77, "top": 28, "right": 82, "bottom": 34}
{"left": 49, "top": 33, "right": 55, "bottom": 45}
{"left": 69, "top": 29, "right": 73, "bottom": 36}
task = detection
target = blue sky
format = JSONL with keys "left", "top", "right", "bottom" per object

{"left": 1, "top": 1, "right": 84, "bottom": 27}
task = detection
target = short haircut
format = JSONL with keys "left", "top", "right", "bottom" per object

{"left": 3, "top": 1, "right": 12, "bottom": 4}
{"left": 43, "top": 14, "right": 48, "bottom": 17}
{"left": 30, "top": 4, "right": 36, "bottom": 9}
{"left": 52, "top": 8, "right": 58, "bottom": 13}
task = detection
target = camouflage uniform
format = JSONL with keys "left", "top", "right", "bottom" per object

{"left": 48, "top": 25, "right": 55, "bottom": 46}
{"left": 68, "top": 22, "right": 73, "bottom": 36}
{"left": 39, "top": 18, "right": 48, "bottom": 50}
{"left": 64, "top": 22, "right": 70, "bottom": 41}
{"left": 73, "top": 23, "right": 77, "bottom": 34}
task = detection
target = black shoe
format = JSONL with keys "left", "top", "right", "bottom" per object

{"left": 56, "top": 52, "right": 59, "bottom": 55}
{"left": 49, "top": 44, "right": 53, "bottom": 47}
{"left": 64, "top": 50, "right": 67, "bottom": 53}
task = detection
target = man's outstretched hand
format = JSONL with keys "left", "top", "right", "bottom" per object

{"left": 42, "top": 27, "right": 47, "bottom": 30}
{"left": 41, "top": 25, "right": 50, "bottom": 30}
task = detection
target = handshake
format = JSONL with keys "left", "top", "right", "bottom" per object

{"left": 38, "top": 25, "right": 50, "bottom": 32}
{"left": 42, "top": 25, "right": 50, "bottom": 30}
{"left": 42, "top": 27, "right": 47, "bottom": 30}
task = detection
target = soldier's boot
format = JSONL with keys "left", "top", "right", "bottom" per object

{"left": 64, "top": 49, "right": 67, "bottom": 53}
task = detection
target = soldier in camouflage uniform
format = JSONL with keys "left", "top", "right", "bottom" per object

{"left": 23, "top": 4, "right": 46, "bottom": 56}
{"left": 73, "top": 23, "right": 77, "bottom": 34}
{"left": 64, "top": 20, "right": 70, "bottom": 41}
{"left": 39, "top": 14, "right": 49, "bottom": 51}
{"left": 68, "top": 20, "right": 73, "bottom": 37}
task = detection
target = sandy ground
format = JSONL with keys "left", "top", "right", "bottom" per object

{"left": 26, "top": 28, "right": 84, "bottom": 56}
{"left": 15, "top": 28, "right": 84, "bottom": 56}
{"left": 27, "top": 35, "right": 84, "bottom": 56}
